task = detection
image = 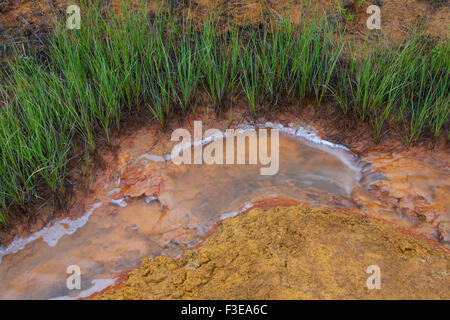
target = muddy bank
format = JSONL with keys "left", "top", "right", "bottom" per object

{"left": 0, "top": 105, "right": 448, "bottom": 299}
{"left": 96, "top": 206, "right": 450, "bottom": 300}
{"left": 0, "top": 104, "right": 448, "bottom": 254}
{"left": 92, "top": 106, "right": 450, "bottom": 247}
{"left": 0, "top": 123, "right": 365, "bottom": 299}
{"left": 280, "top": 105, "right": 450, "bottom": 245}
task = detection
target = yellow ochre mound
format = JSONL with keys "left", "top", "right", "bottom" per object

{"left": 97, "top": 207, "right": 449, "bottom": 300}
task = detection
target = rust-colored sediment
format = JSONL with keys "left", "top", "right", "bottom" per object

{"left": 96, "top": 206, "right": 450, "bottom": 300}
{"left": 188, "top": 197, "right": 302, "bottom": 252}
{"left": 86, "top": 197, "right": 303, "bottom": 299}
{"left": 82, "top": 269, "right": 131, "bottom": 300}
{"left": 0, "top": 104, "right": 448, "bottom": 300}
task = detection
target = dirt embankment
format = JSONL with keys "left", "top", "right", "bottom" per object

{"left": 96, "top": 206, "right": 450, "bottom": 300}
{"left": 1, "top": 1, "right": 449, "bottom": 44}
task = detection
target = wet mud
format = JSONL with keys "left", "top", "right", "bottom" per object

{"left": 0, "top": 124, "right": 366, "bottom": 299}
{"left": 0, "top": 113, "right": 448, "bottom": 299}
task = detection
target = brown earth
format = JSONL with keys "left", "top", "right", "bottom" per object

{"left": 1, "top": 0, "right": 449, "bottom": 45}
{"left": 95, "top": 206, "right": 450, "bottom": 300}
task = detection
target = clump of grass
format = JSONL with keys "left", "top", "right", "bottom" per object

{"left": 239, "top": 32, "right": 260, "bottom": 114}
{"left": 291, "top": 17, "right": 343, "bottom": 105}
{"left": 331, "top": 35, "right": 449, "bottom": 143}
{"left": 0, "top": 1, "right": 448, "bottom": 222}
{"left": 257, "top": 18, "right": 295, "bottom": 104}
{"left": 1, "top": 56, "right": 74, "bottom": 213}
{"left": 172, "top": 18, "right": 202, "bottom": 113}
{"left": 201, "top": 14, "right": 240, "bottom": 112}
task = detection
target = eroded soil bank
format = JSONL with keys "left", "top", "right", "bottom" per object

{"left": 96, "top": 206, "right": 450, "bottom": 300}
{"left": 1, "top": 0, "right": 449, "bottom": 46}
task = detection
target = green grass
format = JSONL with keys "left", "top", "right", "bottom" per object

{"left": 201, "top": 15, "right": 241, "bottom": 112}
{"left": 331, "top": 37, "right": 449, "bottom": 143}
{"left": 0, "top": 1, "right": 448, "bottom": 222}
